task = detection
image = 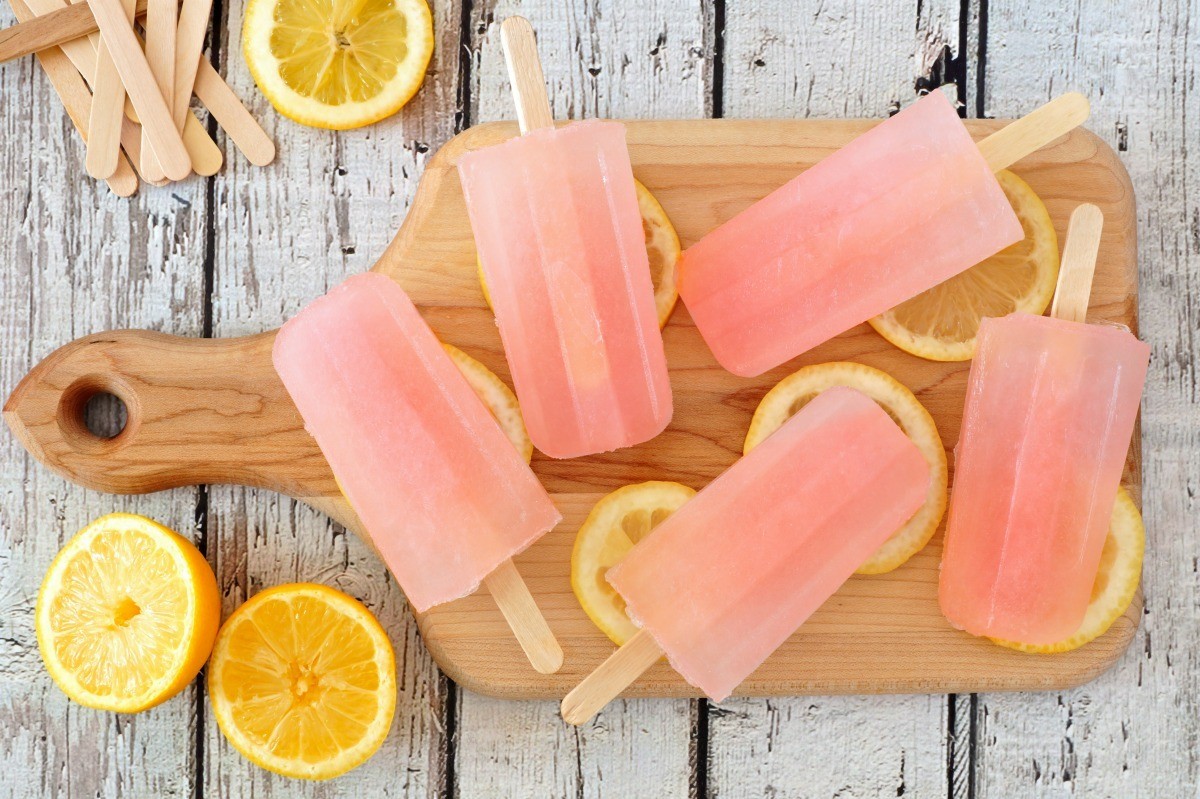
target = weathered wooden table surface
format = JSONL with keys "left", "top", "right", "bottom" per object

{"left": 1, "top": 0, "right": 1196, "bottom": 796}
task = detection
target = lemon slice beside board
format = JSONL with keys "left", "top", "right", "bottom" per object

{"left": 208, "top": 583, "right": 397, "bottom": 780}
{"left": 36, "top": 513, "right": 220, "bottom": 713}
{"left": 243, "top": 0, "right": 435, "bottom": 130}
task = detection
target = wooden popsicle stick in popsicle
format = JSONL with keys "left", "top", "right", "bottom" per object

{"left": 172, "top": 0, "right": 212, "bottom": 131}
{"left": 441, "top": 14, "right": 571, "bottom": 677}
{"left": 976, "top": 92, "right": 1091, "bottom": 172}
{"left": 1051, "top": 203, "right": 1104, "bottom": 323}
{"left": 88, "top": 0, "right": 191, "bottom": 181}
{"left": 561, "top": 629, "right": 663, "bottom": 725}
{"left": 193, "top": 61, "right": 275, "bottom": 166}
{"left": 6, "top": 0, "right": 136, "bottom": 194}
{"left": 0, "top": 0, "right": 147, "bottom": 63}
{"left": 499, "top": 16, "right": 554, "bottom": 134}
{"left": 481, "top": 559, "right": 563, "bottom": 675}
{"left": 82, "top": 0, "right": 133, "bottom": 179}
{"left": 139, "top": 0, "right": 178, "bottom": 181}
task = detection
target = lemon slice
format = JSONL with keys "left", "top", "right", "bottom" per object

{"left": 869, "top": 170, "right": 1059, "bottom": 361}
{"left": 35, "top": 513, "right": 220, "bottom": 713}
{"left": 208, "top": 583, "right": 396, "bottom": 780}
{"left": 990, "top": 487, "right": 1144, "bottom": 654}
{"left": 571, "top": 481, "right": 696, "bottom": 646}
{"left": 744, "top": 362, "right": 948, "bottom": 574}
{"left": 442, "top": 343, "right": 532, "bottom": 462}
{"left": 478, "top": 179, "right": 682, "bottom": 328}
{"left": 243, "top": 0, "right": 434, "bottom": 130}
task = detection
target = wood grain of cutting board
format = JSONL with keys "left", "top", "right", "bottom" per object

{"left": 4, "top": 119, "right": 1141, "bottom": 698}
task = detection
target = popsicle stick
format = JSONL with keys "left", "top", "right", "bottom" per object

{"left": 560, "top": 629, "right": 664, "bottom": 726}
{"left": 139, "top": 0, "right": 177, "bottom": 181}
{"left": 7, "top": 0, "right": 136, "bottom": 195}
{"left": 482, "top": 558, "right": 563, "bottom": 675}
{"left": 83, "top": 0, "right": 133, "bottom": 179}
{"left": 1050, "top": 204, "right": 1104, "bottom": 323}
{"left": 88, "top": 0, "right": 190, "bottom": 181}
{"left": 181, "top": 111, "right": 222, "bottom": 175}
{"left": 192, "top": 60, "right": 275, "bottom": 165}
{"left": 172, "top": 0, "right": 212, "bottom": 131}
{"left": 976, "top": 92, "right": 1090, "bottom": 172}
{"left": 0, "top": 0, "right": 147, "bottom": 63}
{"left": 499, "top": 16, "right": 554, "bottom": 134}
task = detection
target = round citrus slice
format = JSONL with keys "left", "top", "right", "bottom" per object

{"left": 243, "top": 0, "right": 434, "bottom": 130}
{"left": 869, "top": 170, "right": 1059, "bottom": 361}
{"left": 36, "top": 513, "right": 220, "bottom": 713}
{"left": 744, "top": 362, "right": 948, "bottom": 574}
{"left": 571, "top": 481, "right": 696, "bottom": 646}
{"left": 990, "top": 487, "right": 1144, "bottom": 654}
{"left": 208, "top": 583, "right": 396, "bottom": 780}
{"left": 442, "top": 342, "right": 532, "bottom": 462}
{"left": 478, "top": 179, "right": 681, "bottom": 328}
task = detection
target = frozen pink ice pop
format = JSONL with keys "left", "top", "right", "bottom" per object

{"left": 273, "top": 273, "right": 564, "bottom": 672}
{"left": 939, "top": 205, "right": 1150, "bottom": 645}
{"left": 562, "top": 386, "right": 930, "bottom": 721}
{"left": 679, "top": 91, "right": 1090, "bottom": 377}
{"left": 457, "top": 18, "right": 671, "bottom": 458}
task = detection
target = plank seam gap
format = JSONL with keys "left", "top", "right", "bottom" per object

{"left": 193, "top": 0, "right": 225, "bottom": 792}
{"left": 975, "top": 0, "right": 989, "bottom": 118}
{"left": 709, "top": 0, "right": 725, "bottom": 118}
{"left": 689, "top": 699, "right": 710, "bottom": 799}
{"left": 454, "top": 0, "right": 474, "bottom": 131}
{"left": 443, "top": 679, "right": 458, "bottom": 799}
{"left": 443, "top": 2, "right": 473, "bottom": 791}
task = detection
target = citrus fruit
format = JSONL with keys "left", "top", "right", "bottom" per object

{"left": 869, "top": 170, "right": 1059, "bottom": 361}
{"left": 744, "top": 362, "right": 948, "bottom": 574}
{"left": 208, "top": 583, "right": 396, "bottom": 780}
{"left": 243, "top": 0, "right": 434, "bottom": 130}
{"left": 571, "top": 481, "right": 696, "bottom": 646}
{"left": 35, "top": 513, "right": 220, "bottom": 713}
{"left": 478, "top": 179, "right": 682, "bottom": 328}
{"left": 442, "top": 342, "right": 532, "bottom": 462}
{"left": 990, "top": 487, "right": 1144, "bottom": 654}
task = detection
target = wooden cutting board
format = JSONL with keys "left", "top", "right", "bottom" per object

{"left": 4, "top": 119, "right": 1141, "bottom": 699}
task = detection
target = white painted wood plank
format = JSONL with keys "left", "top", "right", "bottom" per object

{"left": 455, "top": 696, "right": 694, "bottom": 798}
{"left": 453, "top": 3, "right": 708, "bottom": 796}
{"left": 706, "top": 3, "right": 960, "bottom": 797}
{"left": 200, "top": 1, "right": 463, "bottom": 795}
{"left": 973, "top": 1, "right": 1200, "bottom": 795}
{"left": 0, "top": 11, "right": 209, "bottom": 795}
{"left": 723, "top": 0, "right": 963, "bottom": 119}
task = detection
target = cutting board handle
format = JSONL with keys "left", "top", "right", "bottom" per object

{"left": 3, "top": 329, "right": 339, "bottom": 500}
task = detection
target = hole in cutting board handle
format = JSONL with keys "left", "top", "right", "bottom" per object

{"left": 84, "top": 392, "right": 128, "bottom": 439}
{"left": 56, "top": 375, "right": 140, "bottom": 453}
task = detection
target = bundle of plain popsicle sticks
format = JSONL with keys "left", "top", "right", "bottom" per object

{"left": 3, "top": 0, "right": 273, "bottom": 195}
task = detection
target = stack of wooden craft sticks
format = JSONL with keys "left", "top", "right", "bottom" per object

{"left": 3, "top": 0, "right": 275, "bottom": 195}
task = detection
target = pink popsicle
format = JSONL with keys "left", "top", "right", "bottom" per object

{"left": 678, "top": 90, "right": 1024, "bottom": 377}
{"left": 939, "top": 313, "right": 1149, "bottom": 643}
{"left": 458, "top": 119, "right": 672, "bottom": 459}
{"left": 272, "top": 273, "right": 562, "bottom": 613}
{"left": 606, "top": 386, "right": 930, "bottom": 701}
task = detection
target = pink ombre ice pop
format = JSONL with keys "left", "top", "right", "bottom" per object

{"left": 457, "top": 120, "right": 671, "bottom": 459}
{"left": 939, "top": 313, "right": 1149, "bottom": 644}
{"left": 607, "top": 387, "right": 930, "bottom": 701}
{"left": 678, "top": 91, "right": 1023, "bottom": 377}
{"left": 272, "top": 273, "right": 561, "bottom": 613}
